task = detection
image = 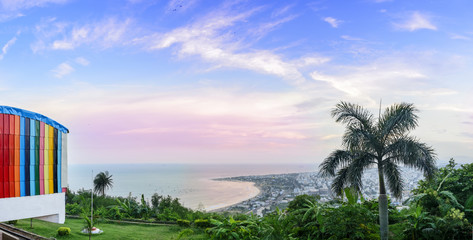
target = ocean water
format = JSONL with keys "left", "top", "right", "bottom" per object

{"left": 68, "top": 163, "right": 315, "bottom": 210}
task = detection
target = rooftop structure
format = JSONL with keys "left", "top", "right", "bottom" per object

{"left": 0, "top": 106, "right": 68, "bottom": 223}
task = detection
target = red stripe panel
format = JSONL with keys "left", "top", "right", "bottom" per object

{"left": 9, "top": 115, "right": 14, "bottom": 135}
{"left": 3, "top": 140, "right": 8, "bottom": 197}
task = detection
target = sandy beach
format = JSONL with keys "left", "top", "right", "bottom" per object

{"left": 181, "top": 179, "right": 261, "bottom": 211}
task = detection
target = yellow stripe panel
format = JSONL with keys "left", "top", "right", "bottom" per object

{"left": 48, "top": 164, "right": 54, "bottom": 194}
{"left": 44, "top": 140, "right": 49, "bottom": 194}
{"left": 48, "top": 125, "right": 54, "bottom": 194}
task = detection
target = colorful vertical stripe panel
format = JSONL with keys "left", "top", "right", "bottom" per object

{"left": 0, "top": 107, "right": 68, "bottom": 199}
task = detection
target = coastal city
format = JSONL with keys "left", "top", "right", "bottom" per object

{"left": 216, "top": 167, "right": 424, "bottom": 216}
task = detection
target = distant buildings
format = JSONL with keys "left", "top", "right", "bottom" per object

{"left": 219, "top": 167, "right": 423, "bottom": 215}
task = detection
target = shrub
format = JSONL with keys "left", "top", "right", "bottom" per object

{"left": 57, "top": 227, "right": 71, "bottom": 236}
{"left": 6, "top": 220, "right": 17, "bottom": 224}
{"left": 177, "top": 219, "right": 191, "bottom": 227}
{"left": 106, "top": 206, "right": 124, "bottom": 220}
{"left": 194, "top": 219, "right": 211, "bottom": 228}
{"left": 66, "top": 203, "right": 83, "bottom": 215}
{"left": 177, "top": 229, "right": 194, "bottom": 240}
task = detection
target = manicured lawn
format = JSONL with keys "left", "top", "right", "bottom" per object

{"left": 13, "top": 218, "right": 207, "bottom": 240}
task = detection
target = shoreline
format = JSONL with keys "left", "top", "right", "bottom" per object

{"left": 204, "top": 180, "right": 261, "bottom": 211}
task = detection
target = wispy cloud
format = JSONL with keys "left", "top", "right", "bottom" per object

{"left": 310, "top": 55, "right": 429, "bottom": 99}
{"left": 51, "top": 62, "right": 74, "bottom": 78}
{"left": 294, "top": 56, "right": 330, "bottom": 67}
{"left": 0, "top": 0, "right": 68, "bottom": 21}
{"left": 75, "top": 57, "right": 89, "bottom": 66}
{"left": 0, "top": 36, "right": 16, "bottom": 60}
{"left": 450, "top": 33, "right": 470, "bottom": 40}
{"left": 393, "top": 11, "right": 437, "bottom": 31}
{"left": 249, "top": 15, "right": 297, "bottom": 40}
{"left": 341, "top": 35, "right": 363, "bottom": 41}
{"left": 23, "top": 83, "right": 322, "bottom": 156}
{"left": 32, "top": 17, "right": 133, "bottom": 51}
{"left": 323, "top": 17, "right": 342, "bottom": 28}
{"left": 0, "top": 0, "right": 68, "bottom": 11}
{"left": 140, "top": 7, "right": 307, "bottom": 84}
{"left": 271, "top": 4, "right": 295, "bottom": 18}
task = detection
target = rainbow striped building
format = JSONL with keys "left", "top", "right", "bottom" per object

{"left": 0, "top": 106, "right": 68, "bottom": 223}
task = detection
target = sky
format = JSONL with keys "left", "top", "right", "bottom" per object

{"left": 0, "top": 0, "right": 472, "bottom": 165}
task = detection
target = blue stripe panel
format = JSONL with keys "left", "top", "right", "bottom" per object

{"left": 20, "top": 181, "right": 25, "bottom": 196}
{"left": 30, "top": 136, "right": 35, "bottom": 150}
{"left": 58, "top": 133, "right": 62, "bottom": 191}
{"left": 20, "top": 135, "right": 25, "bottom": 150}
{"left": 20, "top": 117, "right": 25, "bottom": 135}
{"left": 20, "top": 149, "right": 25, "bottom": 184}
{"left": 29, "top": 180, "right": 35, "bottom": 196}
{"left": 30, "top": 142, "right": 35, "bottom": 181}
{"left": 0, "top": 106, "right": 69, "bottom": 133}
{"left": 20, "top": 146, "right": 25, "bottom": 164}
{"left": 30, "top": 120, "right": 35, "bottom": 136}
{"left": 58, "top": 150, "right": 62, "bottom": 192}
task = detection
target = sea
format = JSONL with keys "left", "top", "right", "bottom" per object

{"left": 68, "top": 163, "right": 316, "bottom": 211}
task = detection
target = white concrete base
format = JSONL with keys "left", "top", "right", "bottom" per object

{"left": 0, "top": 193, "right": 65, "bottom": 224}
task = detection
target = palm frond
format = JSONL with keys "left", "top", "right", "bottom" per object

{"left": 342, "top": 125, "right": 378, "bottom": 153}
{"left": 319, "top": 150, "right": 353, "bottom": 177}
{"left": 346, "top": 153, "right": 375, "bottom": 193}
{"left": 382, "top": 160, "right": 404, "bottom": 199}
{"left": 385, "top": 137, "right": 437, "bottom": 179}
{"left": 378, "top": 103, "right": 418, "bottom": 141}
{"left": 332, "top": 101, "right": 374, "bottom": 130}
{"left": 331, "top": 166, "right": 349, "bottom": 197}
{"left": 328, "top": 153, "right": 374, "bottom": 197}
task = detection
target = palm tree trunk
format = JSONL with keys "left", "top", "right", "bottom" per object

{"left": 378, "top": 164, "right": 389, "bottom": 240}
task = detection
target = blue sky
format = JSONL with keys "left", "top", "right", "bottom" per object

{"left": 0, "top": 0, "right": 472, "bottom": 165}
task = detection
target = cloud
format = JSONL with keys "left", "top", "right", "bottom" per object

{"left": 341, "top": 35, "right": 363, "bottom": 41}
{"left": 140, "top": 7, "right": 307, "bottom": 84}
{"left": 450, "top": 34, "right": 470, "bottom": 40}
{"left": 323, "top": 17, "right": 342, "bottom": 28}
{"left": 271, "top": 4, "right": 295, "bottom": 18}
{"left": 54, "top": 18, "right": 132, "bottom": 50}
{"left": 310, "top": 55, "right": 430, "bottom": 99}
{"left": 395, "top": 88, "right": 457, "bottom": 97}
{"left": 0, "top": 0, "right": 67, "bottom": 11}
{"left": 32, "top": 17, "right": 133, "bottom": 51}
{"left": 393, "top": 11, "right": 437, "bottom": 31}
{"left": 294, "top": 56, "right": 330, "bottom": 67}
{"left": 249, "top": 15, "right": 297, "bottom": 40}
{"left": 22, "top": 83, "right": 325, "bottom": 156}
{"left": 0, "top": 36, "right": 16, "bottom": 60}
{"left": 0, "top": 0, "right": 68, "bottom": 21}
{"left": 75, "top": 57, "right": 89, "bottom": 66}
{"left": 51, "top": 62, "right": 74, "bottom": 78}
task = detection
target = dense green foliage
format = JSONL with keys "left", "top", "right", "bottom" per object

{"left": 58, "top": 158, "right": 472, "bottom": 239}
{"left": 403, "top": 159, "right": 473, "bottom": 239}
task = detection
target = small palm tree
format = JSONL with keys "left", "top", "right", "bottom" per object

{"left": 319, "top": 101, "right": 437, "bottom": 240}
{"left": 93, "top": 171, "right": 113, "bottom": 197}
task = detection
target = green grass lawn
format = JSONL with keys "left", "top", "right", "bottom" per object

{"left": 13, "top": 218, "right": 207, "bottom": 240}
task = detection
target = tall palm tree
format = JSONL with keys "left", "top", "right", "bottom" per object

{"left": 319, "top": 101, "right": 437, "bottom": 240}
{"left": 93, "top": 171, "right": 113, "bottom": 197}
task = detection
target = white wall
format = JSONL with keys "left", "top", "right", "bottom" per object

{"left": 0, "top": 193, "right": 65, "bottom": 224}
